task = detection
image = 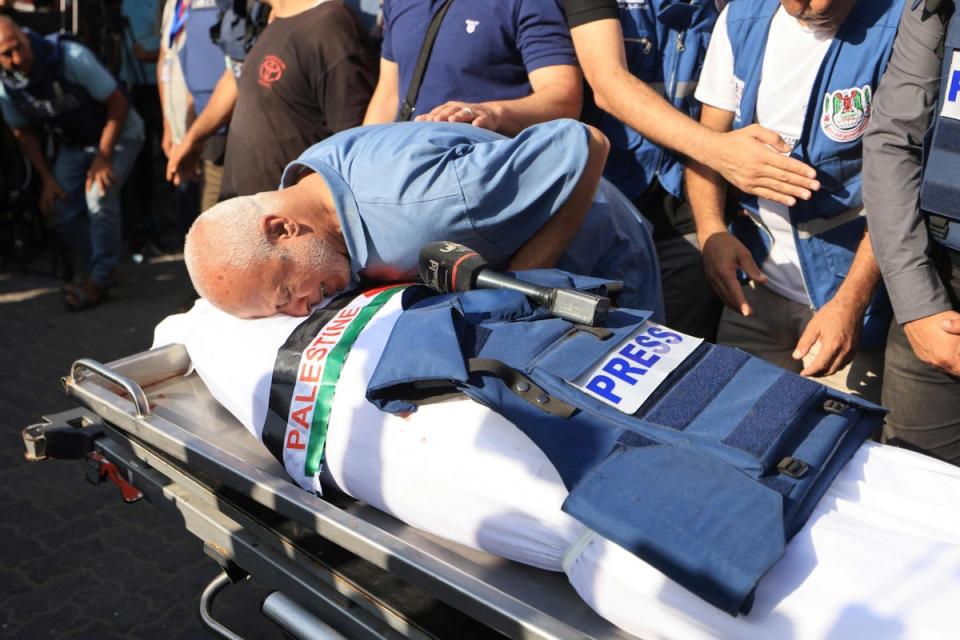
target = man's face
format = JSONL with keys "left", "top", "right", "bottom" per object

{"left": 216, "top": 236, "right": 352, "bottom": 319}
{"left": 780, "top": 0, "right": 858, "bottom": 29}
{"left": 0, "top": 26, "right": 32, "bottom": 76}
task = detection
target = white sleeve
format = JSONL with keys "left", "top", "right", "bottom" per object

{"left": 694, "top": 7, "right": 738, "bottom": 113}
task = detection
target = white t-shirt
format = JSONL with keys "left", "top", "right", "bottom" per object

{"left": 695, "top": 6, "right": 836, "bottom": 305}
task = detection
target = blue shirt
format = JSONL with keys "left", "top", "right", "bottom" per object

{"left": 121, "top": 0, "right": 160, "bottom": 85}
{"left": 0, "top": 41, "right": 144, "bottom": 142}
{"left": 381, "top": 0, "right": 576, "bottom": 117}
{"left": 280, "top": 119, "right": 664, "bottom": 317}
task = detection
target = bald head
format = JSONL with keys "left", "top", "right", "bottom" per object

{"left": 184, "top": 191, "right": 351, "bottom": 318}
{"left": 0, "top": 15, "right": 30, "bottom": 77}
{"left": 184, "top": 193, "right": 276, "bottom": 298}
{"left": 0, "top": 14, "right": 18, "bottom": 34}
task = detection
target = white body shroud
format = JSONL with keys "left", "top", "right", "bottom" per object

{"left": 154, "top": 297, "right": 960, "bottom": 640}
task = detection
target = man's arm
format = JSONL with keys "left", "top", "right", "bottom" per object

{"left": 156, "top": 47, "right": 172, "bottom": 157}
{"left": 166, "top": 68, "right": 237, "bottom": 184}
{"left": 794, "top": 234, "right": 881, "bottom": 376}
{"left": 363, "top": 57, "right": 400, "bottom": 124}
{"left": 571, "top": 17, "right": 818, "bottom": 207}
{"left": 10, "top": 125, "right": 64, "bottom": 214}
{"left": 685, "top": 104, "right": 767, "bottom": 316}
{"left": 86, "top": 87, "right": 129, "bottom": 194}
{"left": 508, "top": 124, "right": 608, "bottom": 269}
{"left": 414, "top": 64, "right": 583, "bottom": 136}
{"left": 862, "top": 0, "right": 960, "bottom": 376}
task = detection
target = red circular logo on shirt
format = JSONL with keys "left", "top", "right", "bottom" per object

{"left": 258, "top": 55, "right": 287, "bottom": 88}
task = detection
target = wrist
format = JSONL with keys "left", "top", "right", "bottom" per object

{"left": 829, "top": 288, "right": 871, "bottom": 316}
{"left": 695, "top": 220, "right": 728, "bottom": 248}
{"left": 690, "top": 128, "right": 722, "bottom": 166}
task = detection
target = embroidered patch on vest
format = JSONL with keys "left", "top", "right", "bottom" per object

{"left": 820, "top": 85, "right": 872, "bottom": 143}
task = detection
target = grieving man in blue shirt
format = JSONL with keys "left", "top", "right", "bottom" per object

{"left": 183, "top": 119, "right": 663, "bottom": 320}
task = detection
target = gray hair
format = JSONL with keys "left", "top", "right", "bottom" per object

{"left": 183, "top": 193, "right": 279, "bottom": 298}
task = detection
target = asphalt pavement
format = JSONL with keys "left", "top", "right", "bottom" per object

{"left": 0, "top": 248, "right": 281, "bottom": 639}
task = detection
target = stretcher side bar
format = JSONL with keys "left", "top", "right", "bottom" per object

{"left": 95, "top": 417, "right": 443, "bottom": 640}
{"left": 64, "top": 347, "right": 620, "bottom": 640}
{"left": 93, "top": 435, "right": 411, "bottom": 640}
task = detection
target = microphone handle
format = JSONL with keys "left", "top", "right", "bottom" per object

{"left": 473, "top": 270, "right": 555, "bottom": 307}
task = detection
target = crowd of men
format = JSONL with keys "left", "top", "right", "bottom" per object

{"left": 1, "top": 0, "right": 958, "bottom": 466}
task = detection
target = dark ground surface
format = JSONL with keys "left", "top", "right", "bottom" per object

{"left": 0, "top": 245, "right": 283, "bottom": 638}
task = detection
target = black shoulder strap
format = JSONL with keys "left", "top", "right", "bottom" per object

{"left": 396, "top": 0, "right": 456, "bottom": 122}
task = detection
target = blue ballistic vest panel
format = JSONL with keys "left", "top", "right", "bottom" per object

{"left": 920, "top": 6, "right": 960, "bottom": 251}
{"left": 1, "top": 31, "right": 106, "bottom": 147}
{"left": 596, "top": 0, "right": 717, "bottom": 200}
{"left": 212, "top": 0, "right": 269, "bottom": 64}
{"left": 725, "top": 0, "right": 902, "bottom": 346}
{"left": 178, "top": 0, "right": 227, "bottom": 116}
{"left": 365, "top": 269, "right": 884, "bottom": 615}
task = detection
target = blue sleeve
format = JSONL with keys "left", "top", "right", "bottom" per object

{"left": 0, "top": 86, "right": 29, "bottom": 129}
{"left": 380, "top": 0, "right": 395, "bottom": 62}
{"left": 60, "top": 42, "right": 118, "bottom": 102}
{"left": 516, "top": 0, "right": 577, "bottom": 73}
{"left": 452, "top": 118, "right": 589, "bottom": 262}
{"left": 286, "top": 119, "right": 590, "bottom": 281}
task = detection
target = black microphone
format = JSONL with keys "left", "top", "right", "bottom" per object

{"left": 418, "top": 241, "right": 610, "bottom": 326}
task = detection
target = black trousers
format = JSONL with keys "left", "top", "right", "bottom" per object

{"left": 882, "top": 249, "right": 960, "bottom": 465}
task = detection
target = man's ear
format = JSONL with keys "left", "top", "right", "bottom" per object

{"left": 260, "top": 214, "right": 299, "bottom": 242}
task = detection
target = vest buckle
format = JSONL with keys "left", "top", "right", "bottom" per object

{"left": 777, "top": 456, "right": 809, "bottom": 479}
{"left": 822, "top": 399, "right": 850, "bottom": 415}
{"left": 927, "top": 214, "right": 950, "bottom": 242}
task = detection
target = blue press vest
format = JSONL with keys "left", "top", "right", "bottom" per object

{"left": 364, "top": 270, "right": 884, "bottom": 615}
{"left": 920, "top": 2, "right": 960, "bottom": 251}
{"left": 726, "top": 0, "right": 903, "bottom": 347}
{"left": 597, "top": 0, "right": 718, "bottom": 201}
{"left": 177, "top": 0, "right": 227, "bottom": 115}
{"left": 1, "top": 31, "right": 106, "bottom": 147}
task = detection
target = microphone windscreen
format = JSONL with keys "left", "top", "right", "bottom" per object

{"left": 418, "top": 241, "right": 489, "bottom": 293}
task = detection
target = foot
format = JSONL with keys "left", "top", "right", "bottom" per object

{"left": 62, "top": 279, "right": 107, "bottom": 311}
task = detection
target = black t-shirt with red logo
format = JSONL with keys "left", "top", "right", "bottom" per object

{"left": 220, "top": 1, "right": 377, "bottom": 199}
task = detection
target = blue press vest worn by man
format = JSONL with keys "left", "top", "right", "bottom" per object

{"left": 0, "top": 31, "right": 106, "bottom": 147}
{"left": 726, "top": 0, "right": 903, "bottom": 347}
{"left": 362, "top": 270, "right": 884, "bottom": 615}
{"left": 920, "top": 1, "right": 960, "bottom": 251}
{"left": 596, "top": 0, "right": 717, "bottom": 201}
{"left": 176, "top": 0, "right": 227, "bottom": 115}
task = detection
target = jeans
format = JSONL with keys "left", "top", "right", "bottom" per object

{"left": 49, "top": 135, "right": 142, "bottom": 286}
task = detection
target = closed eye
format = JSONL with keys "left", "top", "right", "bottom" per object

{"left": 275, "top": 285, "right": 291, "bottom": 311}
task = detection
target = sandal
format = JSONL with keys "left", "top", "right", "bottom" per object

{"left": 63, "top": 279, "right": 107, "bottom": 311}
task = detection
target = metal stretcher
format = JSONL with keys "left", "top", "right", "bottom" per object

{"left": 21, "top": 344, "right": 636, "bottom": 640}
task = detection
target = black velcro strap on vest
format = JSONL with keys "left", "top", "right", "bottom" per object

{"left": 396, "top": 0, "right": 456, "bottom": 121}
{"left": 468, "top": 358, "right": 576, "bottom": 418}
{"left": 721, "top": 373, "right": 823, "bottom": 460}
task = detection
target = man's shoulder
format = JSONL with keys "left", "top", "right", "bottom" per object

{"left": 59, "top": 40, "right": 108, "bottom": 73}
